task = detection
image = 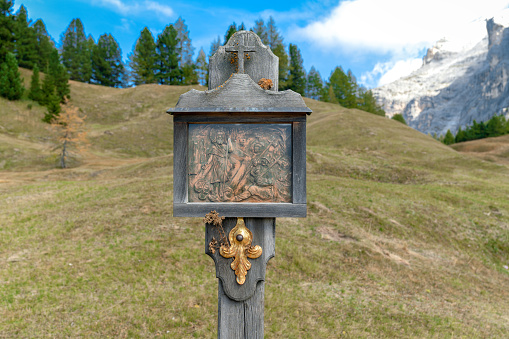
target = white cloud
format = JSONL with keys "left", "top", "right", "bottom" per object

{"left": 93, "top": 0, "right": 173, "bottom": 20}
{"left": 299, "top": 0, "right": 509, "bottom": 54}
{"left": 360, "top": 58, "right": 422, "bottom": 87}
{"left": 298, "top": 0, "right": 509, "bottom": 86}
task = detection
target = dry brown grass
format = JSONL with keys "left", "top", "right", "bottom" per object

{"left": 1, "top": 74, "right": 509, "bottom": 337}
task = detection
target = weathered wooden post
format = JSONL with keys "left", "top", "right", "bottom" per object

{"left": 168, "top": 30, "right": 311, "bottom": 338}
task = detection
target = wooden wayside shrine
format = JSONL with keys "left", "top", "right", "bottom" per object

{"left": 168, "top": 30, "right": 311, "bottom": 339}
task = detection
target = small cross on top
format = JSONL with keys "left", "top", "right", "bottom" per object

{"left": 225, "top": 34, "right": 256, "bottom": 74}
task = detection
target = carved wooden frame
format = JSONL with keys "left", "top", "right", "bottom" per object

{"left": 172, "top": 112, "right": 307, "bottom": 217}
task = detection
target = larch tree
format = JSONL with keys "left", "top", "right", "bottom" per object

{"left": 129, "top": 27, "right": 157, "bottom": 85}
{"left": 175, "top": 17, "right": 196, "bottom": 85}
{"left": 91, "top": 33, "right": 124, "bottom": 87}
{"left": 0, "top": 52, "right": 24, "bottom": 100}
{"left": 50, "top": 101, "right": 88, "bottom": 169}
{"left": 251, "top": 19, "right": 268, "bottom": 45}
{"left": 156, "top": 24, "right": 181, "bottom": 85}
{"left": 288, "top": 43, "right": 306, "bottom": 95}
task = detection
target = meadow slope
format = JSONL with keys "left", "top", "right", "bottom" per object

{"left": 1, "top": 74, "right": 508, "bottom": 337}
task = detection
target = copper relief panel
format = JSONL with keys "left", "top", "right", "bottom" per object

{"left": 188, "top": 124, "right": 292, "bottom": 203}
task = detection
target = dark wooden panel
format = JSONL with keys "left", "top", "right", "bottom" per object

{"left": 175, "top": 203, "right": 306, "bottom": 218}
{"left": 173, "top": 122, "right": 188, "bottom": 204}
{"left": 293, "top": 121, "right": 307, "bottom": 204}
{"left": 173, "top": 114, "right": 306, "bottom": 123}
{"left": 206, "top": 218, "right": 275, "bottom": 302}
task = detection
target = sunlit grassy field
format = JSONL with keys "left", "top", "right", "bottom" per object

{"left": 1, "top": 71, "right": 508, "bottom": 337}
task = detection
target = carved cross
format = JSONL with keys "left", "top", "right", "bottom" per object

{"left": 225, "top": 35, "right": 256, "bottom": 74}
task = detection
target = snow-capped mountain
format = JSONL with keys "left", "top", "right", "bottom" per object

{"left": 373, "top": 19, "right": 509, "bottom": 136}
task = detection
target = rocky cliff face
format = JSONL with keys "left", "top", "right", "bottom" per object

{"left": 373, "top": 19, "right": 509, "bottom": 136}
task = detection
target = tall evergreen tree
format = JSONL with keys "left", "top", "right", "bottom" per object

{"left": 33, "top": 19, "right": 55, "bottom": 70}
{"left": 91, "top": 33, "right": 124, "bottom": 87}
{"left": 328, "top": 66, "right": 357, "bottom": 108}
{"left": 48, "top": 49, "right": 70, "bottom": 102}
{"left": 288, "top": 43, "right": 306, "bottom": 95}
{"left": 174, "top": 17, "right": 194, "bottom": 66}
{"left": 391, "top": 113, "right": 406, "bottom": 124}
{"left": 195, "top": 48, "right": 208, "bottom": 86}
{"left": 129, "top": 27, "right": 157, "bottom": 85}
{"left": 443, "top": 129, "right": 455, "bottom": 145}
{"left": 266, "top": 17, "right": 284, "bottom": 49}
{"left": 0, "top": 52, "right": 23, "bottom": 100}
{"left": 13, "top": 5, "right": 38, "bottom": 69}
{"left": 209, "top": 36, "right": 221, "bottom": 57}
{"left": 306, "top": 67, "right": 326, "bottom": 100}
{"left": 156, "top": 24, "right": 181, "bottom": 85}
{"left": 28, "top": 63, "right": 42, "bottom": 102}
{"left": 273, "top": 43, "right": 289, "bottom": 91}
{"left": 0, "top": 0, "right": 14, "bottom": 63}
{"left": 358, "top": 87, "right": 385, "bottom": 116}
{"left": 60, "top": 18, "right": 92, "bottom": 82}
{"left": 251, "top": 19, "right": 268, "bottom": 45}
{"left": 224, "top": 22, "right": 237, "bottom": 45}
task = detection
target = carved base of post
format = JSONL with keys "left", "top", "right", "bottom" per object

{"left": 206, "top": 217, "right": 275, "bottom": 339}
{"left": 218, "top": 280, "right": 264, "bottom": 339}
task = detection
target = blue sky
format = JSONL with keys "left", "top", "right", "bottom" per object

{"left": 13, "top": 0, "right": 509, "bottom": 88}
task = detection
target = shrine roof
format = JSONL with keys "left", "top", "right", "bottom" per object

{"left": 167, "top": 73, "right": 312, "bottom": 114}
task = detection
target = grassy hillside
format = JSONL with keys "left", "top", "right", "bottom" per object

{"left": 1, "top": 74, "right": 509, "bottom": 337}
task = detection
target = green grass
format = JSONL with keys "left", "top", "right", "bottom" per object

{"left": 1, "top": 73, "right": 509, "bottom": 337}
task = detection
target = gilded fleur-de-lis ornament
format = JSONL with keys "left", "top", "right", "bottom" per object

{"left": 220, "top": 218, "right": 262, "bottom": 285}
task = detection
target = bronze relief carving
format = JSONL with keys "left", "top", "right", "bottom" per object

{"left": 188, "top": 124, "right": 292, "bottom": 203}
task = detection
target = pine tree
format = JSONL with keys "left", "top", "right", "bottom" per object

{"left": 195, "top": 48, "right": 208, "bottom": 86}
{"left": 391, "top": 113, "right": 406, "bottom": 124}
{"left": 129, "top": 27, "right": 157, "bottom": 85}
{"left": 224, "top": 22, "right": 237, "bottom": 45}
{"left": 156, "top": 24, "right": 181, "bottom": 85}
{"left": 455, "top": 127, "right": 466, "bottom": 143}
{"left": 91, "top": 33, "right": 124, "bottom": 87}
{"left": 60, "top": 18, "right": 92, "bottom": 82}
{"left": 288, "top": 43, "right": 306, "bottom": 95}
{"left": 0, "top": 52, "right": 24, "bottom": 100}
{"left": 32, "top": 19, "right": 55, "bottom": 70}
{"left": 358, "top": 88, "right": 385, "bottom": 116}
{"left": 48, "top": 49, "right": 70, "bottom": 102}
{"left": 0, "top": 0, "right": 14, "bottom": 63}
{"left": 328, "top": 66, "right": 357, "bottom": 108}
{"left": 273, "top": 43, "right": 289, "bottom": 91}
{"left": 13, "top": 5, "right": 38, "bottom": 69}
{"left": 28, "top": 64, "right": 42, "bottom": 102}
{"left": 306, "top": 66, "right": 326, "bottom": 100}
{"left": 443, "top": 129, "right": 455, "bottom": 145}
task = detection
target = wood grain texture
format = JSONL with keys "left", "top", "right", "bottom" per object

{"left": 171, "top": 74, "right": 309, "bottom": 111}
{"left": 217, "top": 280, "right": 265, "bottom": 339}
{"left": 293, "top": 121, "right": 307, "bottom": 206}
{"left": 176, "top": 203, "right": 306, "bottom": 217}
{"left": 209, "top": 31, "right": 278, "bottom": 92}
{"left": 173, "top": 122, "right": 188, "bottom": 204}
{"left": 206, "top": 217, "right": 275, "bottom": 301}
